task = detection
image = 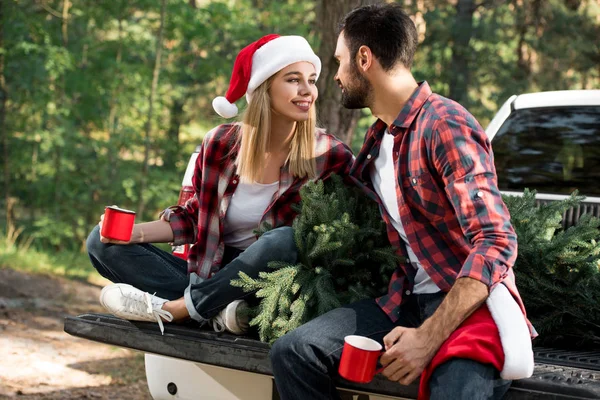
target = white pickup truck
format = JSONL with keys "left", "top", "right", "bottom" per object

{"left": 486, "top": 89, "right": 600, "bottom": 228}
{"left": 64, "top": 91, "right": 600, "bottom": 399}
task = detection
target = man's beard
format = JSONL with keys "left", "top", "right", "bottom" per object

{"left": 340, "top": 62, "right": 372, "bottom": 109}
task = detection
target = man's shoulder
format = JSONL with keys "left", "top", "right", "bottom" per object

{"left": 418, "top": 93, "right": 486, "bottom": 144}
{"left": 421, "top": 93, "right": 479, "bottom": 127}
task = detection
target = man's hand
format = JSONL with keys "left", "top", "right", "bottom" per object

{"left": 378, "top": 278, "right": 489, "bottom": 386}
{"left": 379, "top": 326, "right": 437, "bottom": 385}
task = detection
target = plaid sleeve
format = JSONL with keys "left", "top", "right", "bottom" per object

{"left": 160, "top": 143, "right": 205, "bottom": 246}
{"left": 161, "top": 195, "right": 199, "bottom": 246}
{"left": 331, "top": 140, "right": 355, "bottom": 178}
{"left": 430, "top": 116, "right": 517, "bottom": 288}
{"left": 315, "top": 132, "right": 355, "bottom": 180}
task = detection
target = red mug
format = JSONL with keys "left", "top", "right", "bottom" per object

{"left": 338, "top": 335, "right": 384, "bottom": 383}
{"left": 101, "top": 206, "right": 136, "bottom": 242}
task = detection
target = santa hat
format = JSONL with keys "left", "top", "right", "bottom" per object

{"left": 212, "top": 34, "right": 322, "bottom": 118}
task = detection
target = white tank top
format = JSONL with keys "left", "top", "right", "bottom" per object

{"left": 223, "top": 181, "right": 280, "bottom": 250}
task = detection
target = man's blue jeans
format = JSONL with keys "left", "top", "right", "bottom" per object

{"left": 86, "top": 225, "right": 297, "bottom": 321}
{"left": 270, "top": 293, "right": 511, "bottom": 400}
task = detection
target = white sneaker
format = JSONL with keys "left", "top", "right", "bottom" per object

{"left": 100, "top": 283, "right": 173, "bottom": 334}
{"left": 211, "top": 300, "right": 249, "bottom": 335}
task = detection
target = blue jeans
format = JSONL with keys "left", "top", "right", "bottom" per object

{"left": 270, "top": 294, "right": 511, "bottom": 400}
{"left": 86, "top": 225, "right": 297, "bottom": 321}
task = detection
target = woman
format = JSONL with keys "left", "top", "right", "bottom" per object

{"left": 86, "top": 34, "right": 354, "bottom": 335}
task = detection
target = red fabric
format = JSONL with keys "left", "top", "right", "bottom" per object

{"left": 225, "top": 34, "right": 280, "bottom": 103}
{"left": 418, "top": 305, "right": 504, "bottom": 400}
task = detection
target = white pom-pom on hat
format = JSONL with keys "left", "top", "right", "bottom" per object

{"left": 212, "top": 34, "right": 321, "bottom": 118}
{"left": 212, "top": 96, "right": 239, "bottom": 119}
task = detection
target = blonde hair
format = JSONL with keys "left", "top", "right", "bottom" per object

{"left": 236, "top": 77, "right": 317, "bottom": 183}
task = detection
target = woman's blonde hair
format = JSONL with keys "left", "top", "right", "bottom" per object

{"left": 236, "top": 76, "right": 317, "bottom": 183}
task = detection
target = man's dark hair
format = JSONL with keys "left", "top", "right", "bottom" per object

{"left": 339, "top": 3, "right": 418, "bottom": 71}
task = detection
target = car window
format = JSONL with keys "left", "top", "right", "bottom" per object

{"left": 491, "top": 106, "right": 600, "bottom": 196}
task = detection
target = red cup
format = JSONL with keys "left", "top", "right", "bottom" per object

{"left": 338, "top": 335, "right": 384, "bottom": 383}
{"left": 101, "top": 206, "right": 136, "bottom": 242}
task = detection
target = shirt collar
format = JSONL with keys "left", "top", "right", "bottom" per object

{"left": 392, "top": 81, "right": 432, "bottom": 129}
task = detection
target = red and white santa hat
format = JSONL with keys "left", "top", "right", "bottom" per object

{"left": 212, "top": 34, "right": 321, "bottom": 118}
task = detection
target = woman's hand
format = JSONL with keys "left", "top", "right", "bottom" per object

{"left": 98, "top": 214, "right": 175, "bottom": 245}
{"left": 98, "top": 213, "right": 134, "bottom": 245}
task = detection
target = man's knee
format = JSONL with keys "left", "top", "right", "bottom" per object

{"left": 270, "top": 328, "right": 309, "bottom": 369}
{"left": 430, "top": 358, "right": 496, "bottom": 399}
{"left": 260, "top": 226, "right": 297, "bottom": 263}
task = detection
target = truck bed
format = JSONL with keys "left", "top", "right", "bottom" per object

{"left": 64, "top": 313, "right": 600, "bottom": 399}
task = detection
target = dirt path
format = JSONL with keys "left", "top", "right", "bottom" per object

{"left": 0, "top": 267, "right": 151, "bottom": 399}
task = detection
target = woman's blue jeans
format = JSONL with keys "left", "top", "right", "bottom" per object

{"left": 86, "top": 225, "right": 297, "bottom": 321}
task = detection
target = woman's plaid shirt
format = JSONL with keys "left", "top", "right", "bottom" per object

{"left": 349, "top": 81, "right": 536, "bottom": 337}
{"left": 162, "top": 123, "right": 354, "bottom": 280}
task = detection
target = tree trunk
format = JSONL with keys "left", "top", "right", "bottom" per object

{"left": 53, "top": 0, "right": 71, "bottom": 219}
{"left": 0, "top": 0, "right": 9, "bottom": 230}
{"left": 107, "top": 17, "right": 123, "bottom": 185}
{"left": 165, "top": 98, "right": 184, "bottom": 171}
{"left": 315, "top": 0, "right": 378, "bottom": 146}
{"left": 138, "top": 0, "right": 166, "bottom": 217}
{"left": 448, "top": 0, "right": 475, "bottom": 106}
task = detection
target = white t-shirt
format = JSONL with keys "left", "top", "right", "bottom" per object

{"left": 223, "top": 181, "right": 279, "bottom": 250}
{"left": 370, "top": 130, "right": 440, "bottom": 294}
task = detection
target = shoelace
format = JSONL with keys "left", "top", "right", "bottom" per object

{"left": 211, "top": 316, "right": 226, "bottom": 333}
{"left": 121, "top": 291, "right": 173, "bottom": 334}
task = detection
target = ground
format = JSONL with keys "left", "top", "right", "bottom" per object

{"left": 0, "top": 267, "right": 151, "bottom": 399}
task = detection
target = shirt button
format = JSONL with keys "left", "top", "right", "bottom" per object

{"left": 367, "top": 154, "right": 372, "bottom": 160}
{"left": 405, "top": 290, "right": 411, "bottom": 295}
{"left": 476, "top": 191, "right": 484, "bottom": 198}
{"left": 233, "top": 179, "right": 238, "bottom": 184}
{"left": 412, "top": 178, "right": 417, "bottom": 185}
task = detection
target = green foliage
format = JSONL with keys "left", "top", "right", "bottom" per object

{"left": 0, "top": 228, "right": 97, "bottom": 281}
{"left": 231, "top": 175, "right": 401, "bottom": 343}
{"left": 2, "top": 0, "right": 599, "bottom": 292}
{"left": 410, "top": 0, "right": 600, "bottom": 125}
{"left": 503, "top": 190, "right": 600, "bottom": 349}
{"left": 236, "top": 184, "right": 600, "bottom": 348}
{"left": 2, "top": 0, "right": 316, "bottom": 253}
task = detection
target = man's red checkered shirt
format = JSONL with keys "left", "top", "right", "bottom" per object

{"left": 349, "top": 81, "right": 536, "bottom": 337}
{"left": 163, "top": 123, "right": 354, "bottom": 280}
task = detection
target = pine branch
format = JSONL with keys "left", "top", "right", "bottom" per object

{"left": 232, "top": 174, "right": 401, "bottom": 343}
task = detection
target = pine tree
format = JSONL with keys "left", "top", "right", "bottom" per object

{"left": 231, "top": 175, "right": 402, "bottom": 343}
{"left": 503, "top": 189, "right": 600, "bottom": 349}
{"left": 233, "top": 181, "right": 600, "bottom": 349}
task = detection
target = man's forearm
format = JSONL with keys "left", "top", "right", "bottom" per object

{"left": 418, "top": 277, "right": 488, "bottom": 349}
{"left": 130, "top": 220, "right": 174, "bottom": 244}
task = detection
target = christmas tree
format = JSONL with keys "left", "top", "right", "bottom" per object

{"left": 503, "top": 189, "right": 600, "bottom": 349}
{"left": 234, "top": 178, "right": 600, "bottom": 349}
{"left": 231, "top": 175, "right": 402, "bottom": 343}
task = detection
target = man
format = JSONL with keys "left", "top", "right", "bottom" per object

{"left": 270, "top": 3, "right": 535, "bottom": 400}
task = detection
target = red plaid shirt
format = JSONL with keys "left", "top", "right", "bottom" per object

{"left": 163, "top": 123, "right": 354, "bottom": 280}
{"left": 350, "top": 81, "right": 536, "bottom": 337}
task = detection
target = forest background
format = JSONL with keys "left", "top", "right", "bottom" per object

{"left": 1, "top": 0, "right": 599, "bottom": 276}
